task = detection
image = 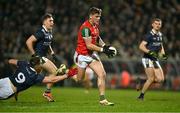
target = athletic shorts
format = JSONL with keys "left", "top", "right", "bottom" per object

{"left": 0, "top": 77, "right": 15, "bottom": 99}
{"left": 41, "top": 57, "right": 49, "bottom": 63}
{"left": 74, "top": 51, "right": 100, "bottom": 68}
{"left": 142, "top": 57, "right": 161, "bottom": 69}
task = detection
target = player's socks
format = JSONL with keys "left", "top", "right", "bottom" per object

{"left": 136, "top": 77, "right": 141, "bottom": 91}
{"left": 136, "top": 78, "right": 146, "bottom": 91}
{"left": 100, "top": 95, "right": 105, "bottom": 101}
{"left": 14, "top": 92, "right": 18, "bottom": 101}
{"left": 138, "top": 92, "right": 144, "bottom": 100}
{"left": 45, "top": 88, "right": 51, "bottom": 93}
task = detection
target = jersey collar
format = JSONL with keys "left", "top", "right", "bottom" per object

{"left": 42, "top": 25, "right": 51, "bottom": 33}
{"left": 151, "top": 29, "right": 162, "bottom": 36}
{"left": 87, "top": 20, "right": 94, "bottom": 27}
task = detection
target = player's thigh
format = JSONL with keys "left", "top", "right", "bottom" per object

{"left": 142, "top": 58, "right": 155, "bottom": 80}
{"left": 154, "top": 68, "right": 164, "bottom": 81}
{"left": 41, "top": 58, "right": 57, "bottom": 74}
{"left": 89, "top": 61, "right": 106, "bottom": 78}
{"left": 77, "top": 66, "right": 86, "bottom": 80}
{"left": 144, "top": 68, "right": 155, "bottom": 81}
{"left": 74, "top": 52, "right": 93, "bottom": 80}
{"left": 153, "top": 61, "right": 164, "bottom": 81}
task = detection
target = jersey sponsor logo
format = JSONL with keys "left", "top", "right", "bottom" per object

{"left": 152, "top": 42, "right": 162, "bottom": 46}
{"left": 45, "top": 34, "right": 52, "bottom": 40}
{"left": 43, "top": 42, "right": 51, "bottom": 46}
{"left": 15, "top": 72, "right": 26, "bottom": 83}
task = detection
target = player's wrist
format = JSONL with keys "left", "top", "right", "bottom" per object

{"left": 147, "top": 50, "right": 151, "bottom": 54}
{"left": 100, "top": 48, "right": 103, "bottom": 52}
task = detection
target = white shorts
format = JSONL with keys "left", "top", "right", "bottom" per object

{"left": 142, "top": 58, "right": 161, "bottom": 69}
{"left": 42, "top": 57, "right": 49, "bottom": 62}
{"left": 74, "top": 51, "right": 100, "bottom": 68}
{"left": 0, "top": 77, "right": 15, "bottom": 99}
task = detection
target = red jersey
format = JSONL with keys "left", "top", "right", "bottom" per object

{"left": 76, "top": 20, "right": 99, "bottom": 55}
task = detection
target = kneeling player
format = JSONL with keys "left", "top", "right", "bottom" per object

{"left": 0, "top": 56, "right": 77, "bottom": 100}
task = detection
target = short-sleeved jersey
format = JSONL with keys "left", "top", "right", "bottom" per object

{"left": 33, "top": 26, "right": 53, "bottom": 57}
{"left": 9, "top": 61, "right": 45, "bottom": 92}
{"left": 76, "top": 20, "right": 99, "bottom": 55}
{"left": 143, "top": 30, "right": 163, "bottom": 60}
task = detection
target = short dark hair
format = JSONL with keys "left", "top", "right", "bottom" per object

{"left": 88, "top": 7, "right": 102, "bottom": 16}
{"left": 151, "top": 18, "right": 162, "bottom": 24}
{"left": 41, "top": 13, "right": 53, "bottom": 23}
{"left": 30, "top": 56, "right": 41, "bottom": 67}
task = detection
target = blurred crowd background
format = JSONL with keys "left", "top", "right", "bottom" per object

{"left": 0, "top": 0, "right": 180, "bottom": 90}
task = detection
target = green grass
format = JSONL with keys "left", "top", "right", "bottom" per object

{"left": 0, "top": 86, "right": 179, "bottom": 112}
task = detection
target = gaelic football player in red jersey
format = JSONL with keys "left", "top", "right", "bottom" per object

{"left": 74, "top": 7, "right": 116, "bottom": 106}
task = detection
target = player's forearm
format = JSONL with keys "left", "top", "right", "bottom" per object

{"left": 86, "top": 44, "right": 102, "bottom": 52}
{"left": 98, "top": 36, "right": 105, "bottom": 47}
{"left": 49, "top": 45, "right": 55, "bottom": 55}
{"left": 26, "top": 40, "right": 35, "bottom": 55}
{"left": 160, "top": 45, "right": 165, "bottom": 54}
{"left": 139, "top": 44, "right": 149, "bottom": 53}
{"left": 44, "top": 75, "right": 67, "bottom": 83}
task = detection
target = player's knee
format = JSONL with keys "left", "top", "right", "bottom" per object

{"left": 98, "top": 71, "right": 106, "bottom": 79}
{"left": 147, "top": 77, "right": 154, "bottom": 83}
{"left": 158, "top": 77, "right": 164, "bottom": 83}
{"left": 155, "top": 77, "right": 164, "bottom": 83}
{"left": 76, "top": 75, "right": 84, "bottom": 83}
{"left": 77, "top": 78, "right": 83, "bottom": 83}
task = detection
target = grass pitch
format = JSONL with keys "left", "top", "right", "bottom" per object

{"left": 0, "top": 86, "right": 179, "bottom": 112}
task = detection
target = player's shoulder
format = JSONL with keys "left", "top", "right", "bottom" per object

{"left": 144, "top": 31, "right": 152, "bottom": 38}
{"left": 81, "top": 20, "right": 91, "bottom": 28}
{"left": 148, "top": 30, "right": 154, "bottom": 36}
{"left": 36, "top": 26, "right": 46, "bottom": 34}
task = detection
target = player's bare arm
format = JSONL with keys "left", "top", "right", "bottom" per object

{"left": 160, "top": 44, "right": 165, "bottom": 55}
{"left": 98, "top": 36, "right": 105, "bottom": 47}
{"left": 81, "top": 27, "right": 103, "bottom": 52}
{"left": 42, "top": 75, "right": 67, "bottom": 83}
{"left": 26, "top": 35, "right": 37, "bottom": 55}
{"left": 139, "top": 40, "right": 149, "bottom": 53}
{"left": 49, "top": 45, "right": 55, "bottom": 55}
{"left": 8, "top": 59, "right": 18, "bottom": 66}
{"left": 84, "top": 37, "right": 102, "bottom": 52}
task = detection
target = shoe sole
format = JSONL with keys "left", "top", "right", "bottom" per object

{"left": 100, "top": 103, "right": 114, "bottom": 106}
